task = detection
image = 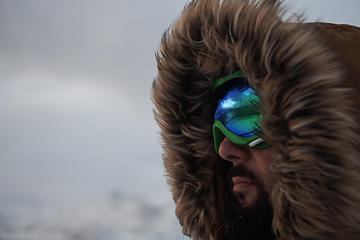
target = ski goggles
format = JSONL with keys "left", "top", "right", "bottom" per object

{"left": 212, "top": 70, "right": 270, "bottom": 153}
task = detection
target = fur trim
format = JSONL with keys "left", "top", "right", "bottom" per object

{"left": 152, "top": 0, "right": 360, "bottom": 239}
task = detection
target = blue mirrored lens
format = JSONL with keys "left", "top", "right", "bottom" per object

{"left": 214, "top": 81, "right": 261, "bottom": 137}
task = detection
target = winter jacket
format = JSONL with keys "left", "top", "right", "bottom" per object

{"left": 151, "top": 0, "right": 360, "bottom": 239}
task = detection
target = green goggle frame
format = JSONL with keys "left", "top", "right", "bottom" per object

{"left": 212, "top": 70, "right": 270, "bottom": 153}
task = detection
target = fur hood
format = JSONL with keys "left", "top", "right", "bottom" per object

{"left": 151, "top": 0, "right": 360, "bottom": 239}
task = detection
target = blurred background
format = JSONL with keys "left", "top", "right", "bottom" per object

{"left": 0, "top": 1, "right": 359, "bottom": 240}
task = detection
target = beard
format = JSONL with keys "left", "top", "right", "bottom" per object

{"left": 223, "top": 165, "right": 276, "bottom": 240}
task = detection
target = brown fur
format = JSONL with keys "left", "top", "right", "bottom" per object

{"left": 151, "top": 0, "right": 360, "bottom": 239}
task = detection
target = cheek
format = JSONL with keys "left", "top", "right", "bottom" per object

{"left": 258, "top": 151, "right": 276, "bottom": 192}
{"left": 263, "top": 169, "right": 277, "bottom": 193}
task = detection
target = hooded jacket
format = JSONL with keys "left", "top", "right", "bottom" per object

{"left": 151, "top": 0, "right": 360, "bottom": 239}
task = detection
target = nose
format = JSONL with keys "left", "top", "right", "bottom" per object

{"left": 218, "top": 137, "right": 251, "bottom": 165}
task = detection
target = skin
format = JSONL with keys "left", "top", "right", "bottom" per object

{"left": 218, "top": 137, "right": 276, "bottom": 208}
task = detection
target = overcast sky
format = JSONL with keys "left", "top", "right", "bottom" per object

{"left": 0, "top": 0, "right": 359, "bottom": 239}
{"left": 0, "top": 0, "right": 190, "bottom": 205}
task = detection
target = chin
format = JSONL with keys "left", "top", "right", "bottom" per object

{"left": 224, "top": 190, "right": 275, "bottom": 240}
{"left": 234, "top": 190, "right": 258, "bottom": 208}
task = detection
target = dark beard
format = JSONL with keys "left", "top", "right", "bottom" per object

{"left": 223, "top": 165, "right": 276, "bottom": 240}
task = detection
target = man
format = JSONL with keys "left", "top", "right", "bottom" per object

{"left": 151, "top": 0, "right": 360, "bottom": 239}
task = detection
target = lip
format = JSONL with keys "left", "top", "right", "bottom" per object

{"left": 232, "top": 176, "right": 253, "bottom": 185}
{"left": 232, "top": 177, "right": 253, "bottom": 191}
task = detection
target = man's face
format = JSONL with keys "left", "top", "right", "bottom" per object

{"left": 219, "top": 137, "right": 277, "bottom": 240}
{"left": 219, "top": 137, "right": 276, "bottom": 207}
